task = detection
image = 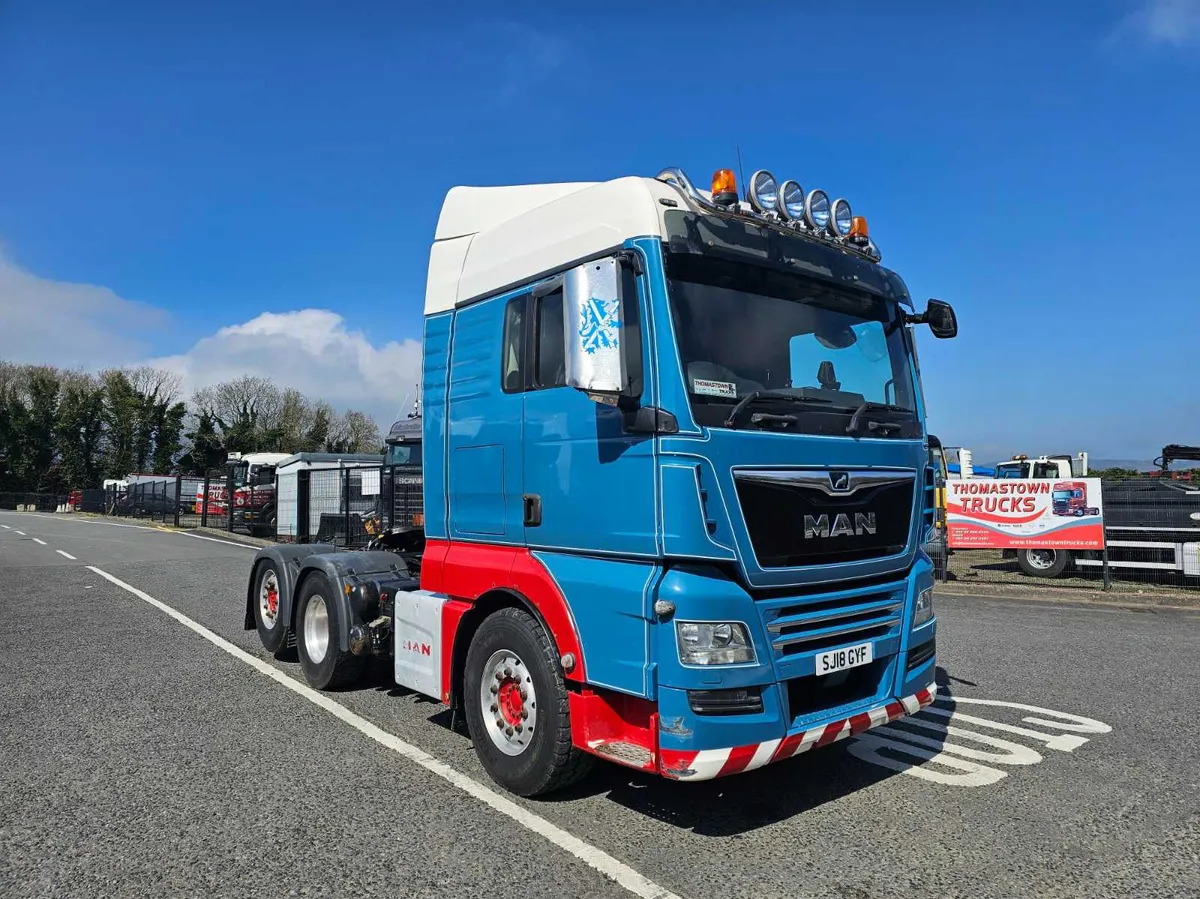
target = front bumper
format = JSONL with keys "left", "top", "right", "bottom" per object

{"left": 659, "top": 683, "right": 937, "bottom": 781}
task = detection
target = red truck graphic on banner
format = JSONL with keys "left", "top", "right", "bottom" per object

{"left": 946, "top": 478, "right": 1105, "bottom": 550}
{"left": 1051, "top": 481, "right": 1100, "bottom": 518}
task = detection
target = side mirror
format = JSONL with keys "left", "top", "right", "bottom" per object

{"left": 564, "top": 257, "right": 628, "bottom": 401}
{"left": 920, "top": 299, "right": 958, "bottom": 339}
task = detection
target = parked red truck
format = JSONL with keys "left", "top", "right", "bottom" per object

{"left": 1051, "top": 481, "right": 1099, "bottom": 517}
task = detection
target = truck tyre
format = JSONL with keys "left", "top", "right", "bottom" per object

{"left": 464, "top": 608, "right": 592, "bottom": 797}
{"left": 252, "top": 561, "right": 288, "bottom": 654}
{"left": 256, "top": 505, "right": 277, "bottom": 537}
{"left": 1017, "top": 548, "right": 1070, "bottom": 578}
{"left": 295, "top": 574, "right": 364, "bottom": 690}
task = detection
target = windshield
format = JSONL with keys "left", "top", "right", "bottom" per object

{"left": 386, "top": 443, "right": 422, "bottom": 466}
{"left": 665, "top": 253, "right": 920, "bottom": 437}
{"left": 1053, "top": 490, "right": 1073, "bottom": 501}
{"left": 995, "top": 463, "right": 1028, "bottom": 478}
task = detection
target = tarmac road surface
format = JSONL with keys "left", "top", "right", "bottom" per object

{"left": 2, "top": 510, "right": 1198, "bottom": 899}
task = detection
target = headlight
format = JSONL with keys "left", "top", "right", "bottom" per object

{"left": 779, "top": 180, "right": 805, "bottom": 222}
{"left": 914, "top": 588, "right": 934, "bottom": 627}
{"left": 804, "top": 188, "right": 830, "bottom": 231}
{"left": 830, "top": 198, "right": 853, "bottom": 236}
{"left": 748, "top": 170, "right": 779, "bottom": 215}
{"left": 676, "top": 621, "right": 756, "bottom": 666}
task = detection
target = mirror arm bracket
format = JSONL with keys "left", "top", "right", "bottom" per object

{"left": 616, "top": 249, "right": 644, "bottom": 277}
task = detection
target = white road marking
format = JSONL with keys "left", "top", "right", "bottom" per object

{"left": 177, "top": 532, "right": 256, "bottom": 550}
{"left": 57, "top": 550, "right": 77, "bottom": 560}
{"left": 32, "top": 537, "right": 47, "bottom": 545}
{"left": 15, "top": 530, "right": 26, "bottom": 536}
{"left": 1, "top": 524, "right": 9, "bottom": 529}
{"left": 848, "top": 696, "right": 1111, "bottom": 788}
{"left": 86, "top": 565, "right": 682, "bottom": 899}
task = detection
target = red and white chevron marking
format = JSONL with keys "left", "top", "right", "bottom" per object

{"left": 659, "top": 683, "right": 938, "bottom": 781}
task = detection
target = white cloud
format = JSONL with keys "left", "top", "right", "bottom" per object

{"left": 0, "top": 248, "right": 421, "bottom": 427}
{"left": 149, "top": 309, "right": 422, "bottom": 425}
{"left": 1112, "top": 0, "right": 1200, "bottom": 47}
{"left": 0, "top": 248, "right": 168, "bottom": 369}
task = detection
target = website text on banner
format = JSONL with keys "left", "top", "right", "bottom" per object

{"left": 947, "top": 478, "right": 1105, "bottom": 550}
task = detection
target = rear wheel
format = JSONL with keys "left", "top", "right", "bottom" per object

{"left": 1017, "top": 548, "right": 1070, "bottom": 578}
{"left": 252, "top": 561, "right": 287, "bottom": 653}
{"left": 295, "top": 574, "right": 364, "bottom": 689}
{"left": 463, "top": 608, "right": 591, "bottom": 797}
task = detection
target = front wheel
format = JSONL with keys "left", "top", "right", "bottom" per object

{"left": 463, "top": 608, "right": 591, "bottom": 797}
{"left": 1017, "top": 548, "right": 1070, "bottom": 578}
{"left": 295, "top": 574, "right": 364, "bottom": 690}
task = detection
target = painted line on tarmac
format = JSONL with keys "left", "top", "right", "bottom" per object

{"left": 86, "top": 565, "right": 683, "bottom": 899}
{"left": 14, "top": 530, "right": 26, "bottom": 536}
{"left": 1, "top": 524, "right": 9, "bottom": 529}
{"left": 32, "top": 537, "right": 47, "bottom": 545}
{"left": 57, "top": 550, "right": 77, "bottom": 560}
{"left": 177, "top": 532, "right": 257, "bottom": 550}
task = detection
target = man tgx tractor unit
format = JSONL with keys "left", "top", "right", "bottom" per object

{"left": 244, "top": 165, "right": 958, "bottom": 796}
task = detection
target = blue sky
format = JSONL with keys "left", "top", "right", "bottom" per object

{"left": 1, "top": 0, "right": 1198, "bottom": 460}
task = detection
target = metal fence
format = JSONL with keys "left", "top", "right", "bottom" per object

{"left": 940, "top": 476, "right": 1200, "bottom": 594}
{"left": 274, "top": 466, "right": 381, "bottom": 550}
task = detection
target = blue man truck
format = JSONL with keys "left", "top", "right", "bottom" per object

{"left": 244, "top": 165, "right": 958, "bottom": 796}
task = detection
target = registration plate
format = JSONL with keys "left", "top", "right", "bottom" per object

{"left": 815, "top": 642, "right": 873, "bottom": 676}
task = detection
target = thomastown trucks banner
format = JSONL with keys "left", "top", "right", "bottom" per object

{"left": 946, "top": 478, "right": 1105, "bottom": 550}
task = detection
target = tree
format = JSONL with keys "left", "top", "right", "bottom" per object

{"left": 152, "top": 401, "right": 188, "bottom": 474}
{"left": 57, "top": 372, "right": 106, "bottom": 489}
{"left": 0, "top": 360, "right": 387, "bottom": 489}
{"left": 100, "top": 369, "right": 140, "bottom": 478}
{"left": 194, "top": 376, "right": 281, "bottom": 451}
{"left": 341, "top": 410, "right": 382, "bottom": 454}
{"left": 178, "top": 411, "right": 226, "bottom": 474}
{"left": 305, "top": 400, "right": 333, "bottom": 453}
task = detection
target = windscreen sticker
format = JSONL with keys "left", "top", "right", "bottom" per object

{"left": 693, "top": 378, "right": 737, "bottom": 399}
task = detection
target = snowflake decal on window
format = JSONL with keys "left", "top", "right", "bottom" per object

{"left": 577, "top": 296, "right": 621, "bottom": 355}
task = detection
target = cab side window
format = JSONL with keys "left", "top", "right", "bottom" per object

{"left": 534, "top": 288, "right": 566, "bottom": 389}
{"left": 501, "top": 297, "right": 525, "bottom": 393}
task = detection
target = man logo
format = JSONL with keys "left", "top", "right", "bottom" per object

{"left": 830, "top": 471, "right": 851, "bottom": 492}
{"left": 804, "top": 512, "right": 877, "bottom": 539}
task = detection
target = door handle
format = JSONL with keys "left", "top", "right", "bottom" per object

{"left": 523, "top": 494, "right": 542, "bottom": 527}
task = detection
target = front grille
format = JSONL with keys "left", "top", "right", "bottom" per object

{"left": 390, "top": 465, "right": 423, "bottom": 528}
{"left": 734, "top": 469, "right": 915, "bottom": 568}
{"left": 766, "top": 587, "right": 905, "bottom": 657}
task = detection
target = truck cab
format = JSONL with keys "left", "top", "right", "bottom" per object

{"left": 227, "top": 451, "right": 290, "bottom": 533}
{"left": 995, "top": 453, "right": 1088, "bottom": 480}
{"left": 245, "top": 165, "right": 958, "bottom": 796}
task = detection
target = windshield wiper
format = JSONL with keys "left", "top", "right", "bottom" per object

{"left": 724, "top": 391, "right": 836, "bottom": 430}
{"left": 846, "top": 401, "right": 910, "bottom": 436}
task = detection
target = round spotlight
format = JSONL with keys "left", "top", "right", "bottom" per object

{"left": 830, "top": 198, "right": 853, "bottom": 236}
{"left": 779, "top": 180, "right": 805, "bottom": 222}
{"left": 804, "top": 189, "right": 830, "bottom": 231}
{"left": 748, "top": 170, "right": 780, "bottom": 214}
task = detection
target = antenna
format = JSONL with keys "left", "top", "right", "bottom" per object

{"left": 736, "top": 143, "right": 746, "bottom": 195}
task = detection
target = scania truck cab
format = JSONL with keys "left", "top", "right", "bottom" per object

{"left": 244, "top": 164, "right": 958, "bottom": 796}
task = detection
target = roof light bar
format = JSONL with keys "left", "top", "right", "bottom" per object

{"left": 655, "top": 166, "right": 880, "bottom": 260}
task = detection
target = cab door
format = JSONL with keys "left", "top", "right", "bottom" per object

{"left": 519, "top": 265, "right": 658, "bottom": 557}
